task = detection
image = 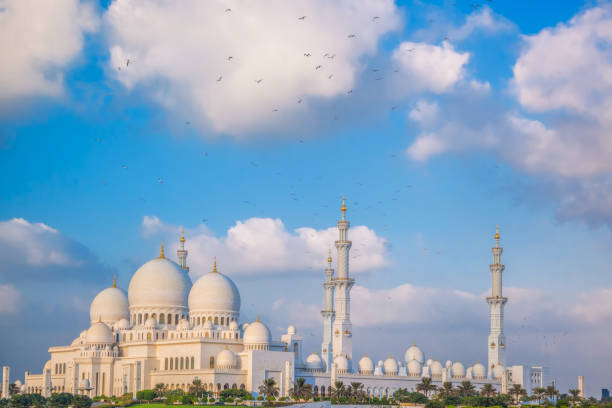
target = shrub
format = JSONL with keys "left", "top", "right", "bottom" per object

{"left": 425, "top": 400, "right": 445, "bottom": 408}
{"left": 136, "top": 390, "right": 155, "bottom": 401}
{"left": 72, "top": 395, "right": 94, "bottom": 408}
{"left": 257, "top": 396, "right": 264, "bottom": 401}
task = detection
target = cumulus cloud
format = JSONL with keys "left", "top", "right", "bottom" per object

{"left": 392, "top": 41, "right": 470, "bottom": 94}
{"left": 0, "top": 284, "right": 21, "bottom": 315}
{"left": 0, "top": 218, "right": 112, "bottom": 282}
{"left": 0, "top": 0, "right": 99, "bottom": 102}
{"left": 141, "top": 216, "right": 390, "bottom": 277}
{"left": 104, "top": 0, "right": 400, "bottom": 136}
{"left": 449, "top": 6, "right": 515, "bottom": 41}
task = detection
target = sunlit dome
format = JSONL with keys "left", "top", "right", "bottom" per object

{"left": 216, "top": 348, "right": 237, "bottom": 369}
{"left": 188, "top": 259, "right": 241, "bottom": 315}
{"left": 473, "top": 361, "right": 486, "bottom": 379}
{"left": 493, "top": 364, "right": 505, "bottom": 379}
{"left": 334, "top": 355, "right": 349, "bottom": 373}
{"left": 430, "top": 360, "right": 443, "bottom": 376}
{"left": 358, "top": 355, "right": 374, "bottom": 374}
{"left": 452, "top": 361, "right": 465, "bottom": 378}
{"left": 384, "top": 356, "right": 398, "bottom": 375}
{"left": 128, "top": 251, "right": 192, "bottom": 310}
{"left": 405, "top": 343, "right": 424, "bottom": 364}
{"left": 306, "top": 352, "right": 324, "bottom": 371}
{"left": 89, "top": 279, "right": 128, "bottom": 325}
{"left": 86, "top": 321, "right": 114, "bottom": 344}
{"left": 243, "top": 316, "right": 271, "bottom": 346}
{"left": 407, "top": 359, "right": 422, "bottom": 376}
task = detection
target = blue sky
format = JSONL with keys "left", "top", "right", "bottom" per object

{"left": 1, "top": 0, "right": 612, "bottom": 397}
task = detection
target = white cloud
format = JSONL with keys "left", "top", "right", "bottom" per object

{"left": 570, "top": 288, "right": 612, "bottom": 324}
{"left": 408, "top": 99, "right": 439, "bottom": 125}
{"left": 104, "top": 0, "right": 400, "bottom": 136}
{"left": 0, "top": 218, "right": 82, "bottom": 267}
{"left": 449, "top": 6, "right": 514, "bottom": 41}
{"left": 142, "top": 216, "right": 389, "bottom": 278}
{"left": 0, "top": 284, "right": 21, "bottom": 315}
{"left": 392, "top": 41, "right": 470, "bottom": 94}
{"left": 0, "top": 0, "right": 99, "bottom": 102}
{"left": 405, "top": 132, "right": 448, "bottom": 162}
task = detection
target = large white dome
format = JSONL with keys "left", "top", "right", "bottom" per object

{"left": 358, "top": 355, "right": 374, "bottom": 374}
{"left": 128, "top": 256, "right": 192, "bottom": 309}
{"left": 90, "top": 284, "right": 128, "bottom": 325}
{"left": 452, "top": 361, "right": 465, "bottom": 378}
{"left": 473, "top": 361, "right": 486, "bottom": 379}
{"left": 334, "top": 355, "right": 349, "bottom": 373}
{"left": 188, "top": 267, "right": 240, "bottom": 314}
{"left": 86, "top": 321, "right": 114, "bottom": 344}
{"left": 384, "top": 356, "right": 398, "bottom": 375}
{"left": 493, "top": 364, "right": 505, "bottom": 379}
{"left": 430, "top": 360, "right": 443, "bottom": 376}
{"left": 243, "top": 317, "right": 271, "bottom": 345}
{"left": 305, "top": 352, "right": 324, "bottom": 371}
{"left": 216, "top": 348, "right": 237, "bottom": 369}
{"left": 407, "top": 359, "right": 422, "bottom": 376}
{"left": 405, "top": 343, "right": 424, "bottom": 364}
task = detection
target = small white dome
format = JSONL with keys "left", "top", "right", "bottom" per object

{"left": 377, "top": 360, "right": 384, "bottom": 367}
{"left": 203, "top": 319, "right": 213, "bottom": 329}
{"left": 405, "top": 343, "right": 424, "bottom": 364}
{"left": 114, "top": 318, "right": 130, "bottom": 330}
{"left": 128, "top": 257, "right": 192, "bottom": 310}
{"left": 306, "top": 352, "right": 324, "bottom": 371}
{"left": 384, "top": 356, "right": 398, "bottom": 375}
{"left": 216, "top": 348, "right": 237, "bottom": 369}
{"left": 452, "top": 361, "right": 465, "bottom": 378}
{"left": 229, "top": 320, "right": 239, "bottom": 330}
{"left": 334, "top": 355, "right": 349, "bottom": 372}
{"left": 243, "top": 318, "right": 271, "bottom": 345}
{"left": 86, "top": 321, "right": 114, "bottom": 344}
{"left": 287, "top": 325, "right": 296, "bottom": 335}
{"left": 473, "top": 362, "right": 486, "bottom": 379}
{"left": 430, "top": 360, "right": 443, "bottom": 376}
{"left": 177, "top": 318, "right": 190, "bottom": 331}
{"left": 90, "top": 285, "right": 129, "bottom": 325}
{"left": 358, "top": 355, "right": 374, "bottom": 374}
{"left": 188, "top": 266, "right": 241, "bottom": 315}
{"left": 426, "top": 358, "right": 433, "bottom": 366}
{"left": 144, "top": 317, "right": 157, "bottom": 329}
{"left": 493, "top": 364, "right": 505, "bottom": 379}
{"left": 445, "top": 360, "right": 453, "bottom": 368}
{"left": 407, "top": 359, "right": 422, "bottom": 376}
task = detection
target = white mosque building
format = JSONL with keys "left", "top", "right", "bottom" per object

{"left": 19, "top": 199, "right": 546, "bottom": 399}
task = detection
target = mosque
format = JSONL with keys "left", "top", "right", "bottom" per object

{"left": 20, "top": 199, "right": 547, "bottom": 399}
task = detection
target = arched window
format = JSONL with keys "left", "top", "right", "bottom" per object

{"left": 191, "top": 357, "right": 194, "bottom": 369}
{"left": 152, "top": 313, "right": 157, "bottom": 320}
{"left": 147, "top": 332, "right": 152, "bottom": 341}
{"left": 175, "top": 357, "right": 179, "bottom": 369}
{"left": 314, "top": 386, "right": 318, "bottom": 396}
{"left": 214, "top": 316, "right": 219, "bottom": 325}
{"left": 235, "top": 333, "right": 238, "bottom": 339}
{"left": 159, "top": 314, "right": 165, "bottom": 324}
{"left": 180, "top": 357, "right": 184, "bottom": 370}
{"left": 208, "top": 316, "right": 212, "bottom": 321}
{"left": 240, "top": 384, "right": 245, "bottom": 390}
{"left": 232, "top": 384, "right": 237, "bottom": 389}
{"left": 209, "top": 357, "right": 215, "bottom": 368}
{"left": 321, "top": 386, "right": 325, "bottom": 397}
{"left": 175, "top": 314, "right": 179, "bottom": 323}
{"left": 138, "top": 314, "right": 142, "bottom": 324}
{"left": 168, "top": 314, "right": 172, "bottom": 325}
{"left": 205, "top": 332, "right": 209, "bottom": 338}
{"left": 220, "top": 317, "right": 225, "bottom": 325}
{"left": 144, "top": 313, "right": 148, "bottom": 321}
{"left": 170, "top": 358, "right": 174, "bottom": 370}
{"left": 165, "top": 358, "right": 168, "bottom": 370}
{"left": 130, "top": 333, "right": 133, "bottom": 341}
{"left": 224, "top": 384, "right": 229, "bottom": 390}
{"left": 63, "top": 363, "right": 66, "bottom": 374}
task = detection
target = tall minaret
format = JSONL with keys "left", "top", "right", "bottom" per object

{"left": 321, "top": 250, "right": 335, "bottom": 372}
{"left": 487, "top": 225, "right": 507, "bottom": 377}
{"left": 177, "top": 228, "right": 189, "bottom": 271}
{"left": 332, "top": 196, "right": 354, "bottom": 369}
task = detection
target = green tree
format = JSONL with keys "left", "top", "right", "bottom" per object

{"left": 350, "top": 382, "right": 364, "bottom": 401}
{"left": 154, "top": 383, "right": 167, "bottom": 397}
{"left": 331, "top": 381, "right": 345, "bottom": 400}
{"left": 289, "top": 378, "right": 312, "bottom": 401}
{"left": 568, "top": 389, "right": 581, "bottom": 406}
{"left": 457, "top": 381, "right": 476, "bottom": 397}
{"left": 480, "top": 383, "right": 497, "bottom": 397}
{"left": 394, "top": 389, "right": 428, "bottom": 404}
{"left": 135, "top": 390, "right": 155, "bottom": 401}
{"left": 258, "top": 378, "right": 279, "bottom": 400}
{"left": 533, "top": 387, "right": 547, "bottom": 404}
{"left": 509, "top": 383, "right": 527, "bottom": 404}
{"left": 546, "top": 385, "right": 559, "bottom": 402}
{"left": 189, "top": 378, "right": 205, "bottom": 398}
{"left": 71, "top": 395, "right": 93, "bottom": 408}
{"left": 438, "top": 382, "right": 455, "bottom": 398}
{"left": 416, "top": 377, "right": 437, "bottom": 398}
{"left": 47, "top": 393, "right": 74, "bottom": 407}
{"left": 7, "top": 384, "right": 19, "bottom": 397}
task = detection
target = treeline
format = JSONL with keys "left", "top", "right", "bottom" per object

{"left": 0, "top": 393, "right": 92, "bottom": 408}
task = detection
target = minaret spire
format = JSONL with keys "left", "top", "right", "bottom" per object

{"left": 332, "top": 195, "right": 354, "bottom": 370}
{"left": 321, "top": 250, "right": 336, "bottom": 372}
{"left": 112, "top": 273, "right": 117, "bottom": 288}
{"left": 487, "top": 225, "right": 508, "bottom": 378}
{"left": 177, "top": 228, "right": 189, "bottom": 271}
{"left": 213, "top": 257, "right": 218, "bottom": 273}
{"left": 159, "top": 240, "right": 165, "bottom": 258}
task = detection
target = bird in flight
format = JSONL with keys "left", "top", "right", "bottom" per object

{"left": 254, "top": 78, "right": 263, "bottom": 84}
{"left": 347, "top": 89, "right": 352, "bottom": 94}
{"left": 298, "top": 15, "right": 306, "bottom": 20}
{"left": 347, "top": 34, "right": 356, "bottom": 38}
{"left": 216, "top": 75, "right": 223, "bottom": 82}
{"left": 372, "top": 16, "right": 380, "bottom": 20}
{"left": 391, "top": 106, "right": 397, "bottom": 110}
{"left": 315, "top": 65, "right": 322, "bottom": 70}
{"left": 227, "top": 56, "right": 233, "bottom": 61}
{"left": 126, "top": 59, "right": 130, "bottom": 67}
{"left": 297, "top": 98, "right": 303, "bottom": 103}
{"left": 157, "top": 178, "right": 163, "bottom": 184}
{"left": 225, "top": 8, "right": 232, "bottom": 12}
{"left": 328, "top": 74, "right": 333, "bottom": 79}
{"left": 304, "top": 52, "right": 311, "bottom": 57}
{"left": 272, "top": 108, "right": 279, "bottom": 112}
{"left": 122, "top": 164, "right": 127, "bottom": 169}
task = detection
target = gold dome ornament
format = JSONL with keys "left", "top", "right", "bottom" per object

{"left": 180, "top": 228, "right": 185, "bottom": 243}
{"left": 494, "top": 224, "right": 500, "bottom": 241}
{"left": 159, "top": 240, "right": 165, "bottom": 258}
{"left": 341, "top": 195, "right": 347, "bottom": 213}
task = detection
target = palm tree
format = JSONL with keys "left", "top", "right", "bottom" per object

{"left": 568, "top": 389, "right": 581, "bottom": 406}
{"left": 480, "top": 383, "right": 497, "bottom": 397}
{"left": 532, "top": 387, "right": 546, "bottom": 404}
{"left": 416, "top": 377, "right": 437, "bottom": 398}
{"left": 190, "top": 379, "right": 205, "bottom": 398}
{"left": 457, "top": 381, "right": 476, "bottom": 397}
{"left": 331, "top": 381, "right": 345, "bottom": 400}
{"left": 545, "top": 385, "right": 559, "bottom": 402}
{"left": 8, "top": 383, "right": 19, "bottom": 396}
{"left": 439, "top": 382, "right": 455, "bottom": 398}
{"left": 258, "top": 378, "right": 279, "bottom": 400}
{"left": 509, "top": 384, "right": 527, "bottom": 404}
{"left": 154, "top": 383, "right": 168, "bottom": 397}
{"left": 289, "top": 378, "right": 312, "bottom": 401}
{"left": 350, "top": 383, "right": 364, "bottom": 401}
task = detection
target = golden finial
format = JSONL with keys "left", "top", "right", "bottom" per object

{"left": 413, "top": 341, "right": 417, "bottom": 347}
{"left": 213, "top": 257, "right": 217, "bottom": 273}
{"left": 97, "top": 315, "right": 102, "bottom": 323}
{"left": 327, "top": 249, "right": 332, "bottom": 264}
{"left": 494, "top": 224, "right": 500, "bottom": 241}
{"left": 159, "top": 240, "right": 165, "bottom": 258}
{"left": 341, "top": 195, "right": 347, "bottom": 213}
{"left": 112, "top": 273, "right": 117, "bottom": 288}
{"left": 180, "top": 228, "right": 185, "bottom": 243}
{"left": 256, "top": 312, "right": 260, "bottom": 322}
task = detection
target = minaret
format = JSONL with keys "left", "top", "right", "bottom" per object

{"left": 321, "top": 250, "right": 335, "bottom": 372}
{"left": 487, "top": 225, "right": 508, "bottom": 377}
{"left": 332, "top": 196, "right": 354, "bottom": 369}
{"left": 177, "top": 228, "right": 189, "bottom": 271}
